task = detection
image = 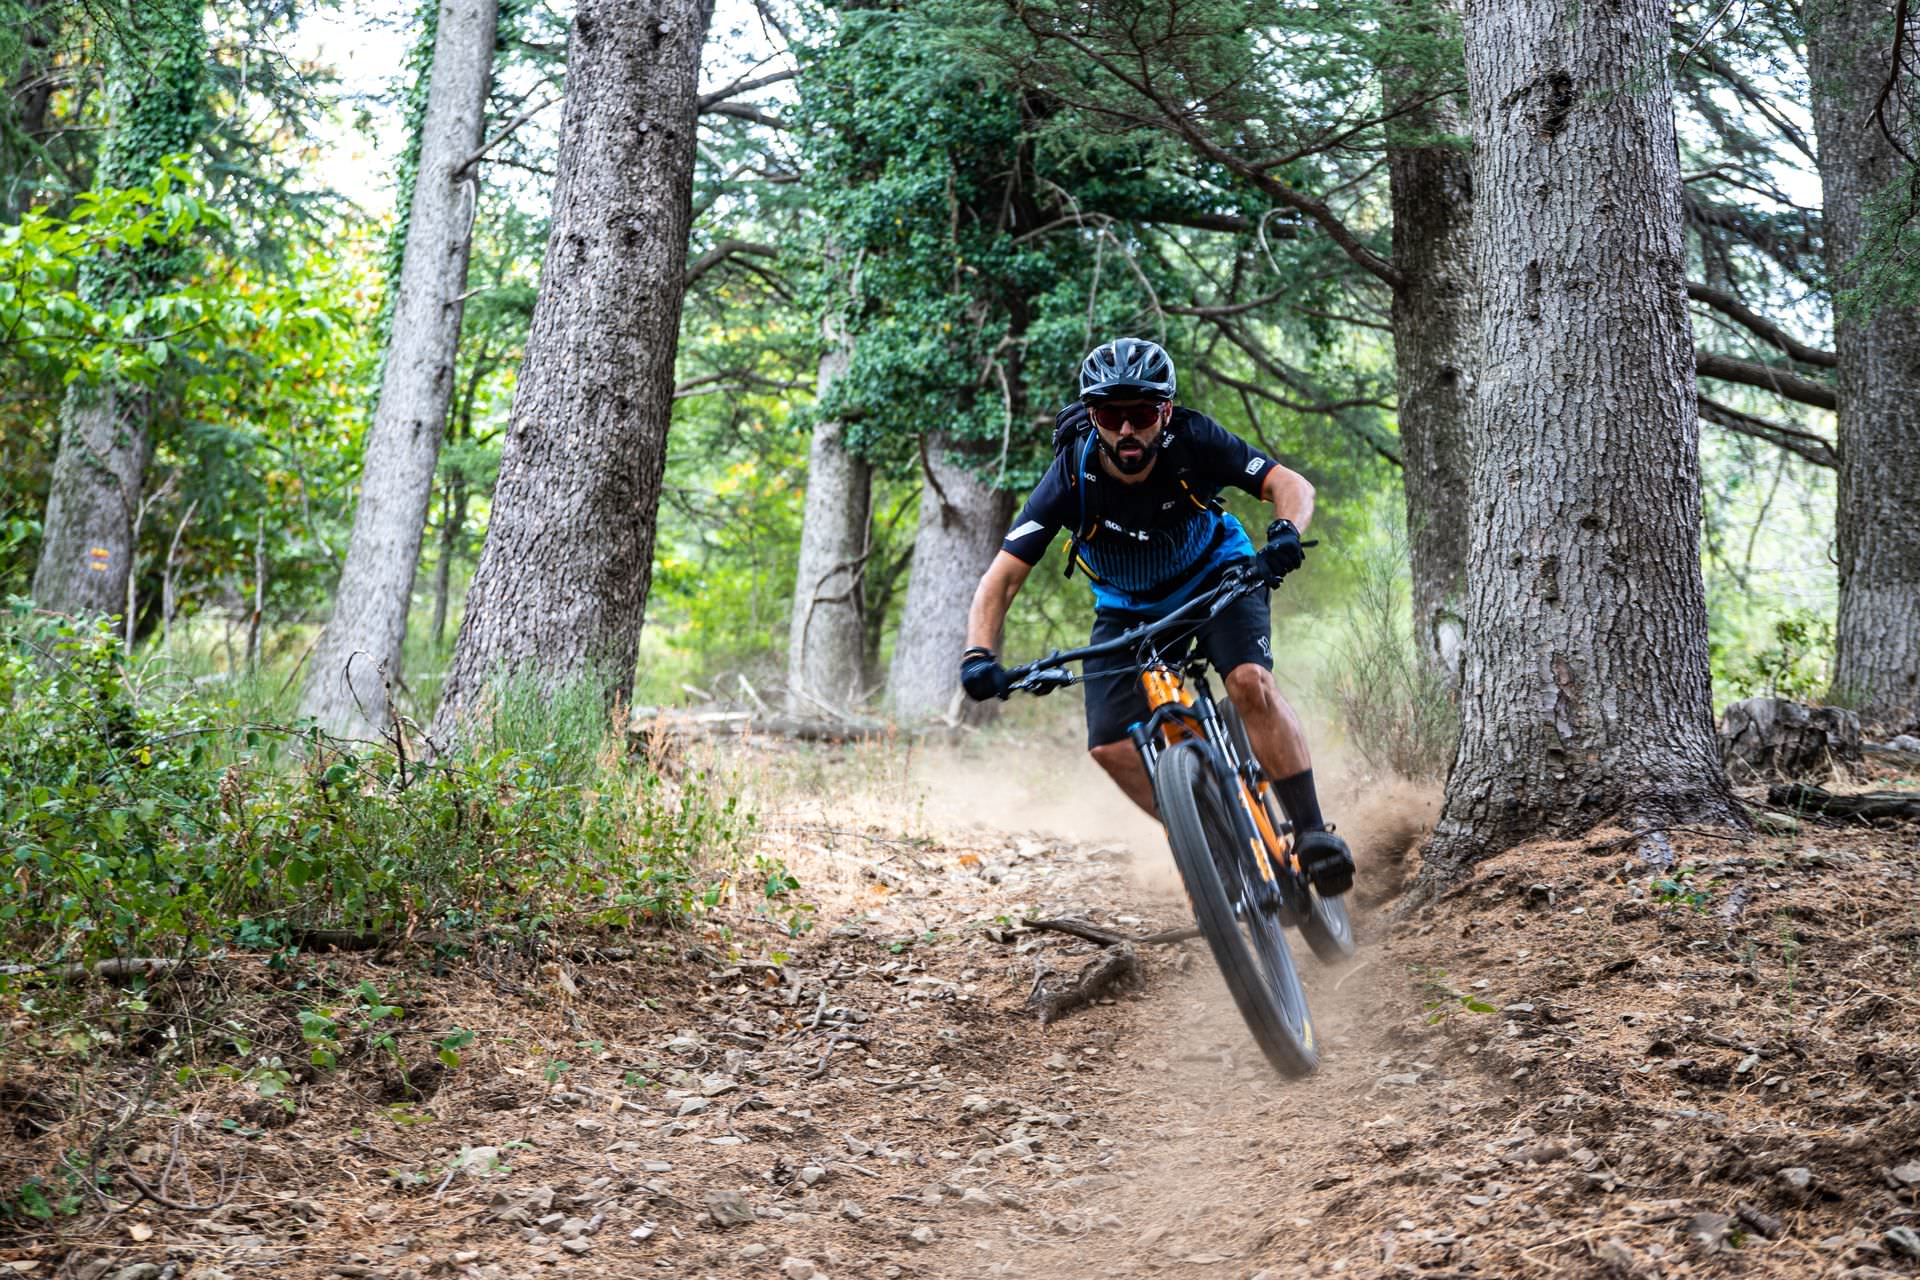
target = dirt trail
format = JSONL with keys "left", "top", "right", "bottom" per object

{"left": 9, "top": 732, "right": 1920, "bottom": 1280}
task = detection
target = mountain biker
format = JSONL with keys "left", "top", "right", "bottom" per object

{"left": 958, "top": 337, "right": 1354, "bottom": 898}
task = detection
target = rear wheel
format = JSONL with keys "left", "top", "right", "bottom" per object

{"left": 1217, "top": 700, "right": 1357, "bottom": 964}
{"left": 1152, "top": 739, "right": 1318, "bottom": 1078}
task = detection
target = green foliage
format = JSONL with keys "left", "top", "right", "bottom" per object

{"left": 85, "top": 0, "right": 208, "bottom": 305}
{"left": 1318, "top": 516, "right": 1458, "bottom": 780}
{"left": 0, "top": 1156, "right": 99, "bottom": 1225}
{"left": 1842, "top": 167, "right": 1920, "bottom": 314}
{"left": 1652, "top": 867, "right": 1713, "bottom": 912}
{"left": 0, "top": 160, "right": 303, "bottom": 386}
{"left": 0, "top": 613, "right": 755, "bottom": 972}
{"left": 1721, "top": 609, "right": 1835, "bottom": 703}
{"left": 1413, "top": 966, "right": 1498, "bottom": 1025}
{"left": 751, "top": 853, "right": 816, "bottom": 938}
{"left": 797, "top": 5, "right": 1172, "bottom": 475}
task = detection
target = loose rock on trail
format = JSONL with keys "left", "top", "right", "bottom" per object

{"left": 7, "top": 737, "right": 1920, "bottom": 1280}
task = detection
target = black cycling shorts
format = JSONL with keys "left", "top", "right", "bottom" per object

{"left": 1081, "top": 587, "right": 1273, "bottom": 748}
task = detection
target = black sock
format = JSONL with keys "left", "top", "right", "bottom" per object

{"left": 1274, "top": 768, "right": 1324, "bottom": 833}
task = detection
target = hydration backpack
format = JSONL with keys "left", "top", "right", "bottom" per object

{"left": 1050, "top": 402, "right": 1098, "bottom": 579}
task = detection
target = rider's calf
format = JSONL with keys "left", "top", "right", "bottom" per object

{"left": 1223, "top": 662, "right": 1311, "bottom": 780}
{"left": 1090, "top": 740, "right": 1158, "bottom": 817}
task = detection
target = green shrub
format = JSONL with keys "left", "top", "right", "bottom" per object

{"left": 1319, "top": 537, "right": 1459, "bottom": 781}
{"left": 0, "top": 612, "right": 753, "bottom": 971}
{"left": 1720, "top": 609, "right": 1836, "bottom": 705}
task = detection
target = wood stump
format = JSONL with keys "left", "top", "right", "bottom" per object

{"left": 1718, "top": 697, "right": 1861, "bottom": 782}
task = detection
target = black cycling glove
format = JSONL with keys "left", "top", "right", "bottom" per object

{"left": 960, "top": 647, "right": 1012, "bottom": 701}
{"left": 1257, "top": 518, "right": 1307, "bottom": 583}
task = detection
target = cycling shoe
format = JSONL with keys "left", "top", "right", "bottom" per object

{"left": 1296, "top": 829, "right": 1355, "bottom": 897}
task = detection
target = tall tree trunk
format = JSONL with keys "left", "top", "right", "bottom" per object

{"left": 1424, "top": 0, "right": 1742, "bottom": 884}
{"left": 2, "top": 0, "right": 59, "bottom": 219}
{"left": 32, "top": 389, "right": 152, "bottom": 616}
{"left": 301, "top": 0, "right": 497, "bottom": 736}
{"left": 886, "top": 435, "right": 1014, "bottom": 723}
{"left": 1808, "top": 0, "right": 1920, "bottom": 729}
{"left": 430, "top": 0, "right": 713, "bottom": 743}
{"left": 1385, "top": 0, "right": 1474, "bottom": 686}
{"left": 786, "top": 328, "right": 872, "bottom": 715}
{"left": 30, "top": 0, "right": 203, "bottom": 621}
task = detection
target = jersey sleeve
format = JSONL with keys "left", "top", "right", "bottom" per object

{"left": 1000, "top": 455, "right": 1074, "bottom": 565}
{"left": 1179, "top": 410, "right": 1279, "bottom": 496}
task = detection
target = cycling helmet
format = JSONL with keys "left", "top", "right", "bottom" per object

{"left": 1078, "top": 337, "right": 1176, "bottom": 402}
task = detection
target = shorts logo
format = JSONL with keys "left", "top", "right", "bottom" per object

{"left": 1258, "top": 636, "right": 1272, "bottom": 658}
{"left": 1245, "top": 458, "right": 1263, "bottom": 475}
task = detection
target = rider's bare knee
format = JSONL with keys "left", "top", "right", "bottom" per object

{"left": 1225, "top": 662, "right": 1277, "bottom": 711}
{"left": 1089, "top": 741, "right": 1133, "bottom": 773}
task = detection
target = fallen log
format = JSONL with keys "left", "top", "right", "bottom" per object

{"left": 1767, "top": 784, "right": 1920, "bottom": 822}
{"left": 1028, "top": 943, "right": 1137, "bottom": 1025}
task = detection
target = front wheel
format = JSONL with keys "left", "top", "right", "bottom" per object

{"left": 1152, "top": 740, "right": 1319, "bottom": 1078}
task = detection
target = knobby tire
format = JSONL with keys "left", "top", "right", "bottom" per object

{"left": 1152, "top": 739, "right": 1319, "bottom": 1079}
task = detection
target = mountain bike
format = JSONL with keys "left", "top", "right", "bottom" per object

{"left": 1002, "top": 563, "right": 1354, "bottom": 1078}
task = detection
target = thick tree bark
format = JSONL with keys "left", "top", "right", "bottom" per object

{"left": 31, "top": 389, "right": 152, "bottom": 616}
{"left": 785, "top": 331, "right": 872, "bottom": 716}
{"left": 1385, "top": 10, "right": 1474, "bottom": 686}
{"left": 301, "top": 0, "right": 497, "bottom": 736}
{"left": 886, "top": 435, "right": 1014, "bottom": 723}
{"left": 430, "top": 0, "right": 713, "bottom": 743}
{"left": 29, "top": 0, "right": 203, "bottom": 621}
{"left": 1808, "top": 0, "right": 1920, "bottom": 729}
{"left": 1424, "top": 0, "right": 1743, "bottom": 883}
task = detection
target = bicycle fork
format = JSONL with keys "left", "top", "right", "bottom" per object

{"left": 1128, "top": 665, "right": 1303, "bottom": 923}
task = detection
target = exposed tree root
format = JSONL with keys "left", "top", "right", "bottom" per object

{"left": 1026, "top": 943, "right": 1137, "bottom": 1026}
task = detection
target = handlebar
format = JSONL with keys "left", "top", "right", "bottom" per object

{"left": 1001, "top": 562, "right": 1272, "bottom": 694}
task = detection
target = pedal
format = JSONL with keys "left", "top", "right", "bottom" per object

{"left": 1297, "top": 829, "right": 1355, "bottom": 898}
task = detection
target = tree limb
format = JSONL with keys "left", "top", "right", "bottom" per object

{"left": 701, "top": 101, "right": 790, "bottom": 130}
{"left": 455, "top": 94, "right": 561, "bottom": 177}
{"left": 1686, "top": 282, "right": 1836, "bottom": 368}
{"left": 1166, "top": 287, "right": 1290, "bottom": 319}
{"left": 1007, "top": 8, "right": 1401, "bottom": 289}
{"left": 1694, "top": 350, "right": 1837, "bottom": 410}
{"left": 684, "top": 238, "right": 779, "bottom": 287}
{"left": 1195, "top": 358, "right": 1403, "bottom": 468}
{"left": 697, "top": 68, "right": 797, "bottom": 110}
{"left": 1698, "top": 394, "right": 1840, "bottom": 469}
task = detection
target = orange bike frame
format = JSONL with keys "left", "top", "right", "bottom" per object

{"left": 1138, "top": 665, "right": 1298, "bottom": 882}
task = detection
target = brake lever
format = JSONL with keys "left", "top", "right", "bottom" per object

{"left": 1010, "top": 666, "right": 1074, "bottom": 697}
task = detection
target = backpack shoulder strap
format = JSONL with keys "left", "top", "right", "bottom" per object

{"left": 1062, "top": 430, "right": 1097, "bottom": 579}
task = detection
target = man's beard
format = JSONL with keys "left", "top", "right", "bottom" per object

{"left": 1102, "top": 435, "right": 1157, "bottom": 475}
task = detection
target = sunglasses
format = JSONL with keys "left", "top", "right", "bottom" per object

{"left": 1089, "top": 401, "right": 1167, "bottom": 432}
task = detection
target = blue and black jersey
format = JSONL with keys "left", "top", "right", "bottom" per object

{"left": 1000, "top": 407, "right": 1278, "bottom": 617}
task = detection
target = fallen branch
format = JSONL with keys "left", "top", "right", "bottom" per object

{"left": 1767, "top": 784, "right": 1920, "bottom": 822}
{"left": 1027, "top": 943, "right": 1137, "bottom": 1025}
{"left": 1023, "top": 916, "right": 1200, "bottom": 947}
{"left": 0, "top": 957, "right": 183, "bottom": 981}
